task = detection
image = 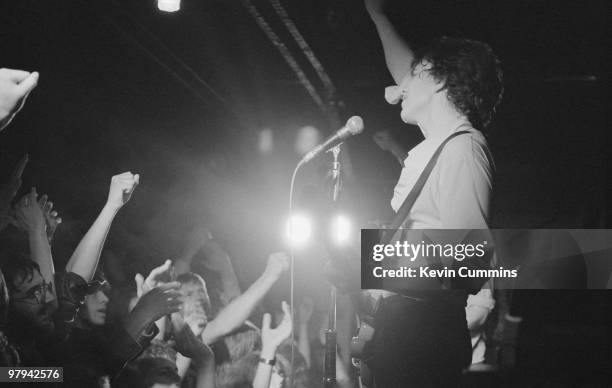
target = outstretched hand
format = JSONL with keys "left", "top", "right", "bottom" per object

{"left": 261, "top": 301, "right": 292, "bottom": 352}
{"left": 134, "top": 259, "right": 178, "bottom": 298}
{"left": 0, "top": 69, "right": 39, "bottom": 131}
{"left": 106, "top": 172, "right": 139, "bottom": 211}
{"left": 125, "top": 282, "right": 183, "bottom": 338}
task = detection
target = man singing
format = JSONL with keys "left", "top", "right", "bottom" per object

{"left": 360, "top": 0, "right": 503, "bottom": 386}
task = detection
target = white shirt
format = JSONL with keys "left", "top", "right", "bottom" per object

{"left": 391, "top": 124, "right": 494, "bottom": 229}
{"left": 391, "top": 124, "right": 495, "bottom": 363}
{"left": 466, "top": 288, "right": 496, "bottom": 364}
{"left": 366, "top": 123, "right": 495, "bottom": 302}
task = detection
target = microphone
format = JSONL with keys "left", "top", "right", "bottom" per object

{"left": 299, "top": 116, "right": 364, "bottom": 164}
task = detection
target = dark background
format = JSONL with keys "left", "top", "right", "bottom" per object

{"left": 0, "top": 0, "right": 607, "bottom": 290}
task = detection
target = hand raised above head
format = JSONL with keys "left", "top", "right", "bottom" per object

{"left": 134, "top": 259, "right": 177, "bottom": 298}
{"left": 364, "top": 0, "right": 387, "bottom": 16}
{"left": 0, "top": 69, "right": 39, "bottom": 131}
{"left": 263, "top": 252, "right": 289, "bottom": 280}
{"left": 106, "top": 172, "right": 140, "bottom": 210}
{"left": 261, "top": 301, "right": 292, "bottom": 351}
{"left": 40, "top": 196, "right": 61, "bottom": 242}
{"left": 125, "top": 282, "right": 183, "bottom": 337}
{"left": 14, "top": 187, "right": 45, "bottom": 233}
{"left": 35, "top": 192, "right": 62, "bottom": 242}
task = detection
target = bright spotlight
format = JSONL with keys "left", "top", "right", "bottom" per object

{"left": 331, "top": 214, "right": 352, "bottom": 245}
{"left": 286, "top": 214, "right": 312, "bottom": 246}
{"left": 158, "top": 0, "right": 180, "bottom": 12}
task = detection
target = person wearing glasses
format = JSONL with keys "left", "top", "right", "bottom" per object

{"left": 1, "top": 258, "right": 56, "bottom": 364}
{"left": 0, "top": 269, "right": 20, "bottom": 366}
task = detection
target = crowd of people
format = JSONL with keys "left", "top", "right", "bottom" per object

{"left": 2, "top": 0, "right": 604, "bottom": 384}
{"left": 0, "top": 67, "right": 334, "bottom": 388}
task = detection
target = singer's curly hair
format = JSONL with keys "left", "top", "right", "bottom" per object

{"left": 412, "top": 36, "right": 504, "bottom": 130}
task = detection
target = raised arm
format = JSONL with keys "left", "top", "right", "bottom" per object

{"left": 253, "top": 302, "right": 292, "bottom": 388}
{"left": 365, "top": 0, "right": 415, "bottom": 84}
{"left": 174, "top": 228, "right": 241, "bottom": 305}
{"left": 14, "top": 188, "right": 55, "bottom": 295}
{"left": 0, "top": 68, "right": 38, "bottom": 132}
{"left": 199, "top": 239, "right": 242, "bottom": 306}
{"left": 174, "top": 226, "right": 213, "bottom": 275}
{"left": 201, "top": 252, "right": 289, "bottom": 344}
{"left": 65, "top": 172, "right": 139, "bottom": 281}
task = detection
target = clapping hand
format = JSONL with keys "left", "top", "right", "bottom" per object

{"left": 125, "top": 282, "right": 183, "bottom": 338}
{"left": 126, "top": 260, "right": 182, "bottom": 337}
{"left": 37, "top": 193, "right": 61, "bottom": 242}
{"left": 14, "top": 187, "right": 45, "bottom": 234}
{"left": 134, "top": 259, "right": 178, "bottom": 299}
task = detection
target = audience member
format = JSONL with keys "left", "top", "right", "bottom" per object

{"left": 0, "top": 68, "right": 38, "bottom": 132}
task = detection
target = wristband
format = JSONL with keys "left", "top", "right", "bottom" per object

{"left": 259, "top": 356, "right": 276, "bottom": 366}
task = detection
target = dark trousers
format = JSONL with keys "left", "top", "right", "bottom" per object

{"left": 363, "top": 294, "right": 471, "bottom": 388}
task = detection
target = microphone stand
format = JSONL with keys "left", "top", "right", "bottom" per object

{"left": 324, "top": 145, "right": 341, "bottom": 388}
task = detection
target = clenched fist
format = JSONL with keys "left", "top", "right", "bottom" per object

{"left": 106, "top": 172, "right": 139, "bottom": 210}
{"left": 0, "top": 69, "right": 39, "bottom": 132}
{"left": 263, "top": 252, "right": 290, "bottom": 281}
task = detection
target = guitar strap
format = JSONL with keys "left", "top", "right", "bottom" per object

{"left": 380, "top": 130, "right": 471, "bottom": 244}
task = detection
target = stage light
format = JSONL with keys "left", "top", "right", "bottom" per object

{"left": 158, "top": 0, "right": 180, "bottom": 12}
{"left": 286, "top": 214, "right": 312, "bottom": 246}
{"left": 331, "top": 214, "right": 351, "bottom": 245}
